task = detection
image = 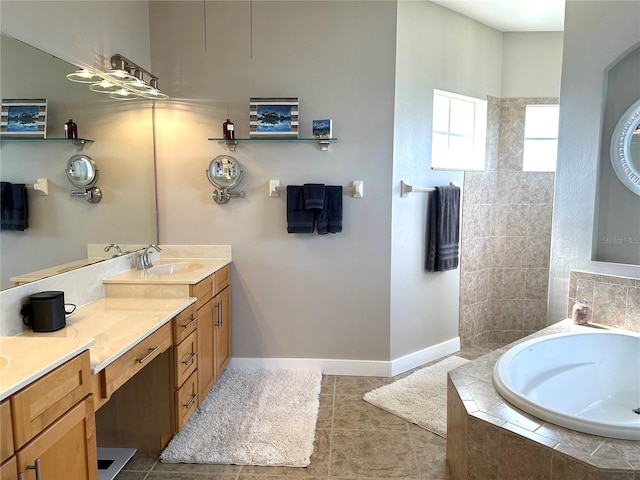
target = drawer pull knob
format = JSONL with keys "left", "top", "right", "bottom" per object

{"left": 183, "top": 392, "right": 198, "bottom": 409}
{"left": 181, "top": 316, "right": 197, "bottom": 329}
{"left": 26, "top": 458, "right": 42, "bottom": 480}
{"left": 136, "top": 346, "right": 159, "bottom": 364}
{"left": 182, "top": 351, "right": 198, "bottom": 365}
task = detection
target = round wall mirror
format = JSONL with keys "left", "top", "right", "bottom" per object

{"left": 66, "top": 154, "right": 99, "bottom": 188}
{"left": 206, "top": 155, "right": 244, "bottom": 190}
{"left": 610, "top": 98, "right": 640, "bottom": 196}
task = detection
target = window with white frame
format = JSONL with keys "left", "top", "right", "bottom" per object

{"left": 522, "top": 104, "right": 560, "bottom": 172}
{"left": 431, "top": 89, "right": 487, "bottom": 171}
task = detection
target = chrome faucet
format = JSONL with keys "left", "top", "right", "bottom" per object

{"left": 104, "top": 244, "right": 123, "bottom": 257}
{"left": 136, "top": 244, "right": 162, "bottom": 270}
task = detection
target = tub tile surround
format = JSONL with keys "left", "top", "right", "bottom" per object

{"left": 569, "top": 270, "right": 640, "bottom": 332}
{"left": 460, "top": 97, "right": 558, "bottom": 348}
{"left": 446, "top": 320, "right": 640, "bottom": 480}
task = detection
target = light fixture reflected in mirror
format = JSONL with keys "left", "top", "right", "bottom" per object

{"left": 89, "top": 80, "right": 120, "bottom": 93}
{"left": 66, "top": 69, "right": 103, "bottom": 83}
{"left": 66, "top": 54, "right": 168, "bottom": 100}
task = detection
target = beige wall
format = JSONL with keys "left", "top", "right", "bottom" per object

{"left": 149, "top": 1, "right": 397, "bottom": 361}
{"left": 501, "top": 32, "right": 563, "bottom": 98}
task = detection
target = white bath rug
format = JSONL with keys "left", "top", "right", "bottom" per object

{"left": 160, "top": 368, "right": 322, "bottom": 467}
{"left": 363, "top": 355, "right": 469, "bottom": 438}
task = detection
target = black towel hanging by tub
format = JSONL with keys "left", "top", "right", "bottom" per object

{"left": 425, "top": 185, "right": 460, "bottom": 271}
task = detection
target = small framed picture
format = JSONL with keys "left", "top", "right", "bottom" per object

{"left": 1, "top": 99, "right": 48, "bottom": 138}
{"left": 312, "top": 119, "right": 332, "bottom": 139}
{"left": 250, "top": 97, "right": 299, "bottom": 138}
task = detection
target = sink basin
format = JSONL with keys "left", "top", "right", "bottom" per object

{"left": 0, "top": 354, "right": 9, "bottom": 371}
{"left": 147, "top": 262, "right": 203, "bottom": 276}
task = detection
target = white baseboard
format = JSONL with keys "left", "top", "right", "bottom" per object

{"left": 228, "top": 336, "right": 461, "bottom": 377}
{"left": 389, "top": 336, "right": 460, "bottom": 377}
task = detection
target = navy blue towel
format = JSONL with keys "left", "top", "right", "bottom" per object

{"left": 317, "top": 186, "right": 343, "bottom": 235}
{"left": 425, "top": 185, "right": 460, "bottom": 271}
{"left": 1, "top": 182, "right": 28, "bottom": 231}
{"left": 302, "top": 184, "right": 325, "bottom": 210}
{"left": 287, "top": 186, "right": 315, "bottom": 233}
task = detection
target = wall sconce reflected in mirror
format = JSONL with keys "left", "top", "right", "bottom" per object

{"left": 66, "top": 154, "right": 103, "bottom": 203}
{"left": 67, "top": 54, "right": 168, "bottom": 100}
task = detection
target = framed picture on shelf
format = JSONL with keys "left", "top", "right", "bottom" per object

{"left": 0, "top": 98, "right": 47, "bottom": 138}
{"left": 312, "top": 119, "right": 332, "bottom": 139}
{"left": 250, "top": 97, "right": 299, "bottom": 138}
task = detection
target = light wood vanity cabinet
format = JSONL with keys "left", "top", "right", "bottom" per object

{"left": 2, "top": 351, "right": 97, "bottom": 480}
{"left": 191, "top": 265, "right": 231, "bottom": 407}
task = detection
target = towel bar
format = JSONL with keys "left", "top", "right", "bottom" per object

{"left": 400, "top": 180, "right": 458, "bottom": 197}
{"left": 269, "top": 180, "right": 363, "bottom": 198}
{"left": 24, "top": 178, "right": 49, "bottom": 196}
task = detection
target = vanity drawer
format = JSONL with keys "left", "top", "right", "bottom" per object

{"left": 174, "top": 330, "right": 198, "bottom": 388}
{"left": 214, "top": 265, "right": 230, "bottom": 295}
{"left": 190, "top": 275, "right": 213, "bottom": 310}
{"left": 1, "top": 401, "right": 13, "bottom": 462}
{"left": 175, "top": 371, "right": 198, "bottom": 432}
{"left": 10, "top": 351, "right": 91, "bottom": 450}
{"left": 102, "top": 322, "right": 172, "bottom": 397}
{"left": 172, "top": 304, "right": 197, "bottom": 345}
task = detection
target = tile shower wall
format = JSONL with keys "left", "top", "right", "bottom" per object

{"left": 568, "top": 270, "right": 640, "bottom": 332}
{"left": 460, "top": 97, "right": 558, "bottom": 347}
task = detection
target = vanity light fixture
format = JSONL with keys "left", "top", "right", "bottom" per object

{"left": 66, "top": 54, "right": 168, "bottom": 100}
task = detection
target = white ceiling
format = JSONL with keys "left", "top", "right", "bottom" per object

{"left": 430, "top": 0, "right": 565, "bottom": 32}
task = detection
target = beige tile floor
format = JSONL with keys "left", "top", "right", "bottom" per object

{"left": 113, "top": 347, "right": 491, "bottom": 480}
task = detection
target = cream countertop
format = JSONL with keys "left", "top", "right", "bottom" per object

{"left": 9, "top": 257, "right": 104, "bottom": 285}
{"left": 18, "top": 297, "right": 196, "bottom": 375}
{"left": 103, "top": 258, "right": 231, "bottom": 285}
{"left": 0, "top": 336, "right": 96, "bottom": 401}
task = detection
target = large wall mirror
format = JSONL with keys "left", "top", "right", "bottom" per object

{"left": 0, "top": 34, "right": 158, "bottom": 290}
{"left": 594, "top": 44, "right": 640, "bottom": 266}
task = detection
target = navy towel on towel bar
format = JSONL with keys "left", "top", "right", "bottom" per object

{"left": 425, "top": 185, "right": 460, "bottom": 272}
{"left": 1, "top": 182, "right": 29, "bottom": 231}
{"left": 287, "top": 186, "right": 315, "bottom": 233}
{"left": 302, "top": 184, "right": 325, "bottom": 210}
{"left": 317, "top": 186, "right": 343, "bottom": 234}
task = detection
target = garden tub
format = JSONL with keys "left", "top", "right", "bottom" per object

{"left": 493, "top": 330, "right": 640, "bottom": 440}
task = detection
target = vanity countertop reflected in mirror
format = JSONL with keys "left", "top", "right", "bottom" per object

{"left": 0, "top": 34, "right": 158, "bottom": 290}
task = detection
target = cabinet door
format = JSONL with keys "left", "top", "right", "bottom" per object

{"left": 214, "top": 286, "right": 231, "bottom": 381}
{"left": 16, "top": 396, "right": 97, "bottom": 480}
{"left": 0, "top": 456, "right": 18, "bottom": 480}
{"left": 1, "top": 401, "right": 13, "bottom": 463}
{"left": 196, "top": 298, "right": 215, "bottom": 405}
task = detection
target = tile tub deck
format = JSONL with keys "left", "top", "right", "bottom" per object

{"left": 446, "top": 319, "right": 640, "bottom": 480}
